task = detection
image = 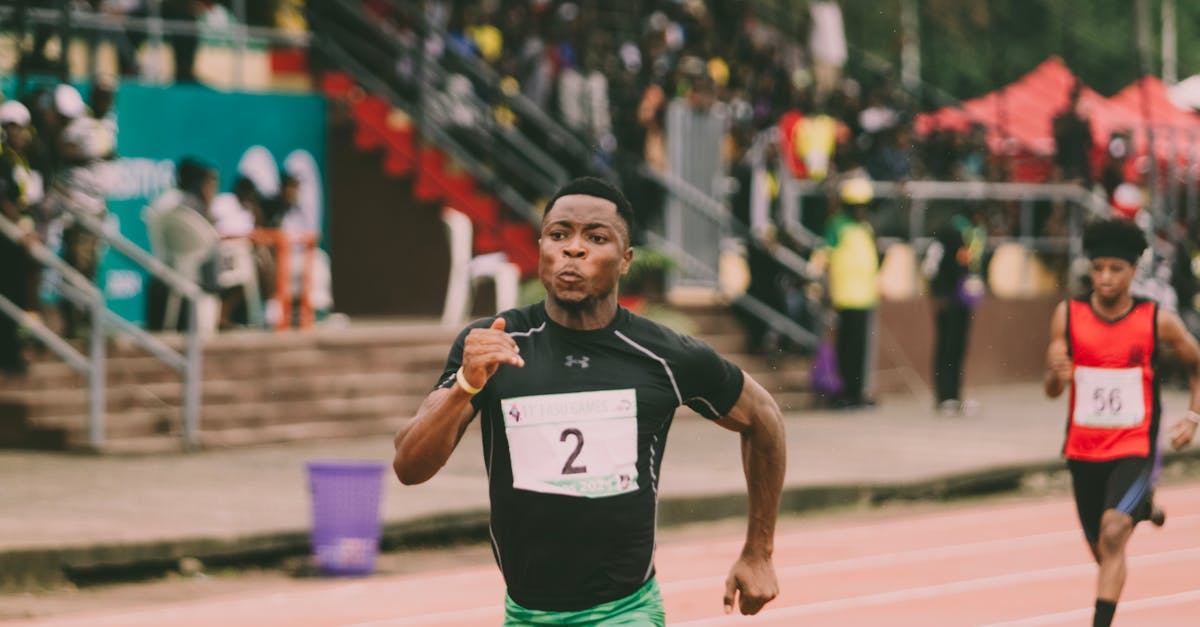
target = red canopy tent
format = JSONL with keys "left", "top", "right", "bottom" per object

{"left": 916, "top": 58, "right": 1200, "bottom": 182}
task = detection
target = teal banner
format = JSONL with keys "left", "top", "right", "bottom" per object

{"left": 102, "top": 83, "right": 327, "bottom": 324}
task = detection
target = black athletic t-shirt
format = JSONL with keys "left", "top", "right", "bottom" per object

{"left": 436, "top": 302, "right": 745, "bottom": 611}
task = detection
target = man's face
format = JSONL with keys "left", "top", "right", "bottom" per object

{"left": 538, "top": 194, "right": 632, "bottom": 311}
{"left": 282, "top": 181, "right": 300, "bottom": 205}
{"left": 1090, "top": 257, "right": 1135, "bottom": 304}
{"left": 201, "top": 172, "right": 218, "bottom": 206}
{"left": 2, "top": 124, "right": 30, "bottom": 152}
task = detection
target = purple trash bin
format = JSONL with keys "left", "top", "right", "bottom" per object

{"left": 306, "top": 460, "right": 386, "bottom": 576}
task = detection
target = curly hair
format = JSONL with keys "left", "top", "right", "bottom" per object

{"left": 1082, "top": 218, "right": 1147, "bottom": 264}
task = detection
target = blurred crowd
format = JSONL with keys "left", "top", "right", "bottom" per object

{"left": 0, "top": 74, "right": 329, "bottom": 374}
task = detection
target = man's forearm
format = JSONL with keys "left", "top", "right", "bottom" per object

{"left": 1044, "top": 369, "right": 1064, "bottom": 398}
{"left": 393, "top": 387, "right": 475, "bottom": 485}
{"left": 740, "top": 411, "right": 786, "bottom": 557}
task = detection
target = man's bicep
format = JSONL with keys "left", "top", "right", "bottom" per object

{"left": 713, "top": 374, "right": 774, "bottom": 434}
{"left": 1159, "top": 311, "right": 1200, "bottom": 366}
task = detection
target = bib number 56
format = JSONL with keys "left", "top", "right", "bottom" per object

{"left": 1092, "top": 387, "right": 1123, "bottom": 414}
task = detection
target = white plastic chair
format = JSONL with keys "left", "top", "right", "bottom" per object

{"left": 441, "top": 207, "right": 520, "bottom": 326}
{"left": 215, "top": 237, "right": 264, "bottom": 327}
{"left": 156, "top": 207, "right": 222, "bottom": 334}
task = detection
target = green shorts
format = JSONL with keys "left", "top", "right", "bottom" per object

{"left": 503, "top": 578, "right": 665, "bottom": 626}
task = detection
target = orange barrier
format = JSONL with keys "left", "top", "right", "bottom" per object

{"left": 250, "top": 228, "right": 319, "bottom": 330}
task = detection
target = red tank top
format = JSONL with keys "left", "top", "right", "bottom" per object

{"left": 1064, "top": 298, "right": 1159, "bottom": 461}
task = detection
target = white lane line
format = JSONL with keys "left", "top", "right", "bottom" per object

{"left": 659, "top": 515, "right": 1200, "bottom": 594}
{"left": 978, "top": 588, "right": 1200, "bottom": 627}
{"left": 340, "top": 605, "right": 501, "bottom": 627}
{"left": 341, "top": 514, "right": 1200, "bottom": 625}
{"left": 671, "top": 547, "right": 1200, "bottom": 626}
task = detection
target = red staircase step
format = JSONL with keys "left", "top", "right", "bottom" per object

{"left": 381, "top": 126, "right": 416, "bottom": 177}
{"left": 442, "top": 168, "right": 476, "bottom": 204}
{"left": 457, "top": 193, "right": 498, "bottom": 225}
{"left": 473, "top": 224, "right": 505, "bottom": 254}
{"left": 414, "top": 147, "right": 447, "bottom": 201}
{"left": 500, "top": 222, "right": 539, "bottom": 276}
{"left": 320, "top": 72, "right": 355, "bottom": 98}
{"left": 352, "top": 96, "right": 390, "bottom": 151}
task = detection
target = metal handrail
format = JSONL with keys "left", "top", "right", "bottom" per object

{"left": 59, "top": 208, "right": 204, "bottom": 449}
{"left": 643, "top": 230, "right": 819, "bottom": 350}
{"left": 0, "top": 213, "right": 107, "bottom": 448}
{"left": 309, "top": 33, "right": 542, "bottom": 223}
{"left": 311, "top": 1, "right": 567, "bottom": 198}
{"left": 0, "top": 6, "right": 310, "bottom": 46}
{"left": 781, "top": 177, "right": 1102, "bottom": 260}
{"left": 368, "top": 0, "right": 615, "bottom": 180}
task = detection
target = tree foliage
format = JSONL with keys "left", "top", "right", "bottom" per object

{"left": 827, "top": 0, "right": 1200, "bottom": 101}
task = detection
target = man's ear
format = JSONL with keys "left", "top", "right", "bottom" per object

{"left": 620, "top": 246, "right": 633, "bottom": 276}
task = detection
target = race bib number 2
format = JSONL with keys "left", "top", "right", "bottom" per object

{"left": 1073, "top": 366, "right": 1145, "bottom": 428}
{"left": 502, "top": 389, "right": 638, "bottom": 498}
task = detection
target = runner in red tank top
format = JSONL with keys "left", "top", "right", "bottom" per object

{"left": 1044, "top": 219, "right": 1200, "bottom": 627}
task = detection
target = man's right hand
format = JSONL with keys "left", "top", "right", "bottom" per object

{"left": 460, "top": 317, "right": 525, "bottom": 390}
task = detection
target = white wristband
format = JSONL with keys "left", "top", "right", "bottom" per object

{"left": 1185, "top": 410, "right": 1200, "bottom": 427}
{"left": 455, "top": 367, "right": 482, "bottom": 395}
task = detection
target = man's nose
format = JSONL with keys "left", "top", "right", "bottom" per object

{"left": 563, "top": 237, "right": 586, "bottom": 258}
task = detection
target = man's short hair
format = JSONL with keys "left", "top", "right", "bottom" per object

{"left": 543, "top": 176, "right": 635, "bottom": 241}
{"left": 1082, "top": 218, "right": 1148, "bottom": 265}
{"left": 176, "top": 157, "right": 212, "bottom": 195}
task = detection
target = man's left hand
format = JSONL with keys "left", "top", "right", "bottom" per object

{"left": 722, "top": 554, "right": 778, "bottom": 616}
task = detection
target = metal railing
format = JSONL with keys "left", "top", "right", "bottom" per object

{"left": 639, "top": 165, "right": 822, "bottom": 350}
{"left": 0, "top": 214, "right": 106, "bottom": 447}
{"left": 67, "top": 209, "right": 205, "bottom": 448}
{"left": 0, "top": 209, "right": 206, "bottom": 450}
{"left": 307, "top": 1, "right": 558, "bottom": 220}
{"left": 779, "top": 177, "right": 1106, "bottom": 259}
{"left": 0, "top": 2, "right": 309, "bottom": 87}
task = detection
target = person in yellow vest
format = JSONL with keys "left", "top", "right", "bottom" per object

{"left": 821, "top": 176, "right": 880, "bottom": 409}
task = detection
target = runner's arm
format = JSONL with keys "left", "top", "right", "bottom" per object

{"left": 1157, "top": 310, "right": 1200, "bottom": 449}
{"left": 393, "top": 318, "right": 523, "bottom": 484}
{"left": 392, "top": 388, "right": 478, "bottom": 485}
{"left": 713, "top": 373, "right": 785, "bottom": 615}
{"left": 1044, "top": 301, "right": 1071, "bottom": 398}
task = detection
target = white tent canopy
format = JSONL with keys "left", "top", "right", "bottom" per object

{"left": 1167, "top": 74, "right": 1200, "bottom": 112}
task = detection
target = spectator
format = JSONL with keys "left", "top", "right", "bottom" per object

{"left": 816, "top": 176, "right": 880, "bottom": 409}
{"left": 42, "top": 84, "right": 114, "bottom": 339}
{"left": 807, "top": 0, "right": 847, "bottom": 105}
{"left": 0, "top": 100, "right": 42, "bottom": 375}
{"left": 0, "top": 100, "right": 45, "bottom": 320}
{"left": 922, "top": 215, "right": 986, "bottom": 415}
{"left": 955, "top": 124, "right": 990, "bottom": 182}
{"left": 262, "top": 171, "right": 333, "bottom": 325}
{"left": 1052, "top": 80, "right": 1093, "bottom": 185}
{"left": 144, "top": 156, "right": 211, "bottom": 329}
{"left": 262, "top": 172, "right": 299, "bottom": 229}
{"left": 558, "top": 44, "right": 614, "bottom": 152}
{"left": 94, "top": 0, "right": 145, "bottom": 77}
{"left": 867, "top": 125, "right": 915, "bottom": 182}
{"left": 162, "top": 0, "right": 216, "bottom": 84}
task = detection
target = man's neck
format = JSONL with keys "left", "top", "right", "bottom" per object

{"left": 1090, "top": 292, "right": 1135, "bottom": 321}
{"left": 545, "top": 298, "right": 618, "bottom": 331}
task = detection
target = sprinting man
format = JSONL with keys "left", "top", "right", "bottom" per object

{"left": 394, "top": 177, "right": 785, "bottom": 624}
{"left": 1044, "top": 218, "right": 1200, "bottom": 627}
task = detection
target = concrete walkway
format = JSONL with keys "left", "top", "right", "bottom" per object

{"left": 3, "top": 383, "right": 1197, "bottom": 588}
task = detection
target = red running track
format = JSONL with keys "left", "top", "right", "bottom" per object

{"left": 9, "top": 482, "right": 1200, "bottom": 626}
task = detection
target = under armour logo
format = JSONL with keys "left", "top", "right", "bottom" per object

{"left": 564, "top": 355, "right": 590, "bottom": 368}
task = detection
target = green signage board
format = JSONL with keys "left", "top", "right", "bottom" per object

{"left": 101, "top": 83, "right": 327, "bottom": 324}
